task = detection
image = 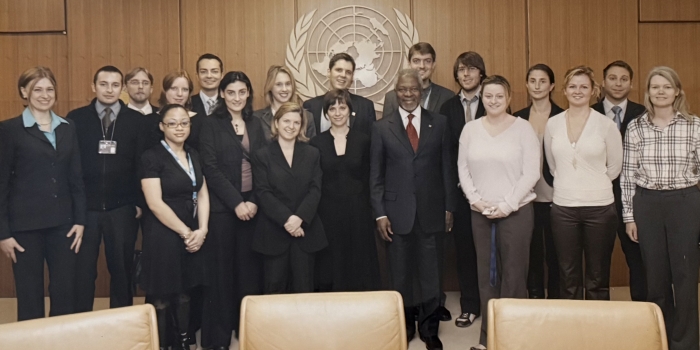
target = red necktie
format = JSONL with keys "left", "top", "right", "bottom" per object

{"left": 406, "top": 113, "right": 419, "bottom": 152}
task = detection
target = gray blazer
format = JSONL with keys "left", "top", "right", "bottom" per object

{"left": 382, "top": 82, "right": 455, "bottom": 118}
{"left": 252, "top": 106, "right": 317, "bottom": 141}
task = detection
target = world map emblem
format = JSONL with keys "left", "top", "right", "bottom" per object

{"left": 286, "top": 6, "right": 420, "bottom": 110}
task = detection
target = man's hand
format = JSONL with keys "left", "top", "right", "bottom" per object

{"left": 377, "top": 217, "right": 394, "bottom": 242}
{"left": 0, "top": 238, "right": 25, "bottom": 263}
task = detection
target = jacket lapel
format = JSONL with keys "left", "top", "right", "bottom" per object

{"left": 260, "top": 108, "right": 272, "bottom": 130}
{"left": 388, "top": 111, "right": 415, "bottom": 155}
{"left": 25, "top": 126, "right": 52, "bottom": 146}
{"left": 55, "top": 122, "right": 67, "bottom": 149}
{"left": 270, "top": 141, "right": 294, "bottom": 175}
{"left": 425, "top": 84, "right": 438, "bottom": 112}
{"left": 416, "top": 109, "right": 433, "bottom": 155}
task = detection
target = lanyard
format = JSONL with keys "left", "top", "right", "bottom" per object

{"left": 100, "top": 115, "right": 117, "bottom": 141}
{"left": 161, "top": 141, "right": 198, "bottom": 214}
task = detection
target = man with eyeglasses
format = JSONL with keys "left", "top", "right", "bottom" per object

{"left": 125, "top": 67, "right": 158, "bottom": 115}
{"left": 438, "top": 51, "right": 487, "bottom": 329}
{"left": 67, "top": 66, "right": 146, "bottom": 312}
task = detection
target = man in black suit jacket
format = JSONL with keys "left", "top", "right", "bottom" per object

{"left": 190, "top": 53, "right": 223, "bottom": 117}
{"left": 382, "top": 42, "right": 454, "bottom": 117}
{"left": 124, "top": 67, "right": 158, "bottom": 115}
{"left": 592, "top": 60, "right": 647, "bottom": 302}
{"left": 302, "top": 53, "right": 376, "bottom": 136}
{"left": 67, "top": 66, "right": 145, "bottom": 313}
{"left": 370, "top": 69, "right": 457, "bottom": 350}
{"left": 438, "top": 51, "right": 487, "bottom": 328}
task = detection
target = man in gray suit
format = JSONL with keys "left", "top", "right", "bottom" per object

{"left": 371, "top": 69, "right": 457, "bottom": 350}
{"left": 382, "top": 42, "right": 454, "bottom": 117}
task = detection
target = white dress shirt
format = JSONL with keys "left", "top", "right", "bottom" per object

{"left": 398, "top": 106, "right": 421, "bottom": 137}
{"left": 460, "top": 86, "right": 482, "bottom": 122}
{"left": 603, "top": 98, "right": 628, "bottom": 127}
{"left": 199, "top": 91, "right": 218, "bottom": 115}
{"left": 127, "top": 103, "right": 153, "bottom": 115}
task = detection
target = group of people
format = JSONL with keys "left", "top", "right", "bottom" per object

{"left": 0, "top": 41, "right": 697, "bottom": 350}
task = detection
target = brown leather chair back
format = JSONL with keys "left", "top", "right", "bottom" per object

{"left": 488, "top": 298, "right": 668, "bottom": 350}
{"left": 0, "top": 304, "right": 159, "bottom": 350}
{"left": 239, "top": 291, "right": 407, "bottom": 350}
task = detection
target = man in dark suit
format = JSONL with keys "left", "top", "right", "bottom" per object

{"left": 303, "top": 53, "right": 377, "bottom": 136}
{"left": 67, "top": 66, "right": 144, "bottom": 312}
{"left": 191, "top": 53, "right": 223, "bottom": 117}
{"left": 382, "top": 42, "right": 454, "bottom": 117}
{"left": 370, "top": 68, "right": 457, "bottom": 350}
{"left": 124, "top": 67, "right": 158, "bottom": 115}
{"left": 592, "top": 60, "right": 646, "bottom": 302}
{"left": 438, "top": 51, "right": 487, "bottom": 328}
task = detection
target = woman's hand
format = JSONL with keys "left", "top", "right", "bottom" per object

{"left": 473, "top": 201, "right": 489, "bottom": 213}
{"left": 486, "top": 207, "right": 508, "bottom": 220}
{"left": 185, "top": 229, "right": 207, "bottom": 253}
{"left": 284, "top": 215, "right": 303, "bottom": 234}
{"left": 235, "top": 202, "right": 253, "bottom": 221}
{"left": 0, "top": 238, "right": 25, "bottom": 263}
{"left": 67, "top": 225, "right": 84, "bottom": 253}
{"left": 244, "top": 202, "right": 258, "bottom": 218}
{"left": 626, "top": 222, "right": 638, "bottom": 243}
{"left": 289, "top": 227, "right": 305, "bottom": 237}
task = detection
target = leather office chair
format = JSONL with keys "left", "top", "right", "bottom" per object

{"left": 487, "top": 298, "right": 668, "bottom": 350}
{"left": 0, "top": 304, "right": 159, "bottom": 350}
{"left": 239, "top": 291, "right": 407, "bottom": 350}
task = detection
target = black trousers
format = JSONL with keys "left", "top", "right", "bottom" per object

{"left": 264, "top": 241, "right": 315, "bottom": 294}
{"left": 12, "top": 224, "right": 77, "bottom": 321}
{"left": 472, "top": 203, "right": 533, "bottom": 345}
{"left": 613, "top": 192, "right": 647, "bottom": 301}
{"left": 74, "top": 205, "right": 139, "bottom": 312}
{"left": 452, "top": 196, "right": 481, "bottom": 315}
{"left": 551, "top": 203, "right": 617, "bottom": 300}
{"left": 388, "top": 220, "right": 440, "bottom": 338}
{"left": 527, "top": 202, "right": 560, "bottom": 299}
{"left": 634, "top": 186, "right": 700, "bottom": 350}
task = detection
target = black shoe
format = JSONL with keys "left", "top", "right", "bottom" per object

{"left": 436, "top": 306, "right": 451, "bottom": 321}
{"left": 421, "top": 335, "right": 443, "bottom": 350}
{"left": 455, "top": 312, "right": 478, "bottom": 328}
{"left": 407, "top": 328, "right": 416, "bottom": 342}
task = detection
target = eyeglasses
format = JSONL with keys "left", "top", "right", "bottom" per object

{"left": 162, "top": 121, "right": 191, "bottom": 128}
{"left": 396, "top": 87, "right": 420, "bottom": 94}
{"left": 128, "top": 80, "right": 151, "bottom": 87}
{"left": 457, "top": 66, "right": 481, "bottom": 74}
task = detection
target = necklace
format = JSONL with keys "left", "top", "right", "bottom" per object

{"left": 565, "top": 110, "right": 591, "bottom": 169}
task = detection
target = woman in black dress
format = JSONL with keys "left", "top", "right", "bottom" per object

{"left": 141, "top": 104, "right": 210, "bottom": 350}
{"left": 513, "top": 64, "right": 563, "bottom": 299}
{"left": 0, "top": 66, "right": 86, "bottom": 321}
{"left": 252, "top": 102, "right": 327, "bottom": 294}
{"left": 199, "top": 71, "right": 267, "bottom": 348}
{"left": 309, "top": 89, "right": 379, "bottom": 291}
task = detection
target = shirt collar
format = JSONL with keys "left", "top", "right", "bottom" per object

{"left": 460, "top": 85, "right": 481, "bottom": 102}
{"left": 398, "top": 105, "right": 422, "bottom": 121}
{"left": 127, "top": 102, "right": 153, "bottom": 115}
{"left": 95, "top": 100, "right": 120, "bottom": 118}
{"left": 199, "top": 91, "right": 217, "bottom": 104}
{"left": 603, "top": 98, "right": 628, "bottom": 114}
{"left": 641, "top": 111, "right": 685, "bottom": 127}
{"left": 22, "top": 107, "right": 67, "bottom": 130}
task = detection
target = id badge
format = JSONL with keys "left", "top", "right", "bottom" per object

{"left": 98, "top": 140, "right": 117, "bottom": 154}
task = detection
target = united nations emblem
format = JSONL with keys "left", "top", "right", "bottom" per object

{"left": 286, "top": 6, "right": 420, "bottom": 109}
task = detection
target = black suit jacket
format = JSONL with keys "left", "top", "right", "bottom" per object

{"left": 439, "top": 93, "right": 486, "bottom": 144}
{"left": 514, "top": 102, "right": 565, "bottom": 188}
{"left": 382, "top": 82, "right": 455, "bottom": 117}
{"left": 0, "top": 115, "right": 87, "bottom": 239}
{"left": 190, "top": 93, "right": 218, "bottom": 118}
{"left": 200, "top": 111, "right": 268, "bottom": 213}
{"left": 591, "top": 99, "right": 646, "bottom": 216}
{"left": 303, "top": 92, "right": 376, "bottom": 136}
{"left": 252, "top": 106, "right": 317, "bottom": 141}
{"left": 369, "top": 108, "right": 458, "bottom": 235}
{"left": 251, "top": 141, "right": 327, "bottom": 255}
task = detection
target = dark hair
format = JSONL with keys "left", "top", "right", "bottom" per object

{"left": 526, "top": 63, "right": 555, "bottom": 84}
{"left": 158, "top": 104, "right": 188, "bottom": 122}
{"left": 603, "top": 60, "right": 634, "bottom": 80}
{"left": 408, "top": 42, "right": 436, "bottom": 61}
{"left": 329, "top": 53, "right": 356, "bottom": 71}
{"left": 93, "top": 65, "right": 123, "bottom": 85}
{"left": 196, "top": 53, "right": 223, "bottom": 72}
{"left": 452, "top": 52, "right": 486, "bottom": 83}
{"left": 212, "top": 71, "right": 254, "bottom": 120}
{"left": 322, "top": 89, "right": 354, "bottom": 117}
{"left": 125, "top": 67, "right": 154, "bottom": 84}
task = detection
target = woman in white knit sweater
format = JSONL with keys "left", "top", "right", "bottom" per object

{"left": 544, "top": 66, "right": 622, "bottom": 301}
{"left": 458, "top": 75, "right": 540, "bottom": 350}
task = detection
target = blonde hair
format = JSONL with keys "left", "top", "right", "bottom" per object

{"left": 263, "top": 65, "right": 301, "bottom": 106}
{"left": 270, "top": 102, "right": 308, "bottom": 142}
{"left": 562, "top": 66, "right": 601, "bottom": 102}
{"left": 158, "top": 70, "right": 193, "bottom": 110}
{"left": 644, "top": 66, "right": 693, "bottom": 121}
{"left": 18, "top": 66, "right": 57, "bottom": 100}
{"left": 481, "top": 75, "right": 512, "bottom": 100}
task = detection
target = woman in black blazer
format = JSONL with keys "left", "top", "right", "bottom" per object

{"left": 513, "top": 64, "right": 564, "bottom": 300}
{"left": 0, "top": 66, "right": 86, "bottom": 321}
{"left": 252, "top": 102, "right": 327, "bottom": 294}
{"left": 199, "top": 71, "right": 267, "bottom": 348}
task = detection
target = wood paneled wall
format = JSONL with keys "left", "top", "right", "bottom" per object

{"left": 1, "top": 0, "right": 699, "bottom": 297}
